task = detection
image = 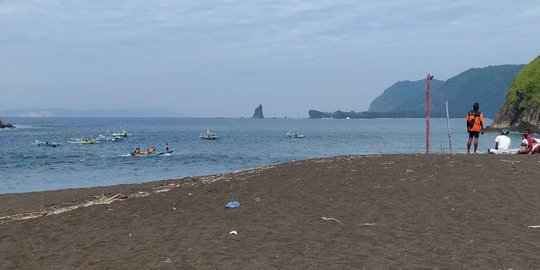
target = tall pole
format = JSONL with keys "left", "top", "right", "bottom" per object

{"left": 445, "top": 101, "right": 452, "bottom": 153}
{"left": 426, "top": 74, "right": 433, "bottom": 154}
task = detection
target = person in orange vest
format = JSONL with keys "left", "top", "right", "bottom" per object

{"left": 466, "top": 102, "right": 484, "bottom": 154}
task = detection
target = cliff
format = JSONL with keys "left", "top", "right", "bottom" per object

{"left": 253, "top": 104, "right": 264, "bottom": 118}
{"left": 490, "top": 56, "right": 540, "bottom": 131}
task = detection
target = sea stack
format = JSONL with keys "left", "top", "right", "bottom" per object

{"left": 253, "top": 104, "right": 264, "bottom": 118}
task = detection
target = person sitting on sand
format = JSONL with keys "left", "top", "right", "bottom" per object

{"left": 488, "top": 129, "right": 511, "bottom": 154}
{"left": 517, "top": 134, "right": 529, "bottom": 154}
{"left": 518, "top": 129, "right": 538, "bottom": 154}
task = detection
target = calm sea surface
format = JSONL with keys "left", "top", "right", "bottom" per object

{"left": 0, "top": 117, "right": 512, "bottom": 194}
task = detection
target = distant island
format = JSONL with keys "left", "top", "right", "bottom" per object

{"left": 310, "top": 64, "right": 524, "bottom": 119}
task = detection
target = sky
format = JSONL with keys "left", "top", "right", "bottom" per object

{"left": 0, "top": 0, "right": 539, "bottom": 118}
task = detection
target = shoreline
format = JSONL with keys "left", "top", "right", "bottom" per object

{"left": 2, "top": 154, "right": 540, "bottom": 269}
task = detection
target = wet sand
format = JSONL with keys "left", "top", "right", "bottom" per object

{"left": 1, "top": 154, "right": 540, "bottom": 269}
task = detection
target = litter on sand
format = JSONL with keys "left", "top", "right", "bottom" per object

{"left": 225, "top": 201, "right": 240, "bottom": 208}
{"left": 321, "top": 217, "right": 343, "bottom": 225}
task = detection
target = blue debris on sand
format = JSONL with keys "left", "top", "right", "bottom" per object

{"left": 225, "top": 201, "right": 240, "bottom": 208}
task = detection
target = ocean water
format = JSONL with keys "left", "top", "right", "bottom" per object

{"left": 0, "top": 117, "right": 513, "bottom": 194}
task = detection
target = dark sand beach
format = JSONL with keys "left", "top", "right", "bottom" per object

{"left": 1, "top": 154, "right": 540, "bottom": 269}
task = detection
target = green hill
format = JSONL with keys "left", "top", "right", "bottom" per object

{"left": 367, "top": 65, "right": 524, "bottom": 118}
{"left": 368, "top": 79, "right": 445, "bottom": 113}
{"left": 310, "top": 64, "right": 524, "bottom": 119}
{"left": 490, "top": 56, "right": 540, "bottom": 131}
{"left": 431, "top": 65, "right": 524, "bottom": 118}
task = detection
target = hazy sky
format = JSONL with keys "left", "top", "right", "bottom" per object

{"left": 1, "top": 0, "right": 539, "bottom": 117}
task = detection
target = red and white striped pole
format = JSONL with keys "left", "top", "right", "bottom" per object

{"left": 426, "top": 73, "right": 433, "bottom": 154}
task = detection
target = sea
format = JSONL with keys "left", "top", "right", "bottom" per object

{"left": 0, "top": 117, "right": 517, "bottom": 194}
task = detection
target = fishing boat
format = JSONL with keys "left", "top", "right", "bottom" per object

{"left": 200, "top": 130, "right": 218, "bottom": 140}
{"left": 287, "top": 131, "right": 305, "bottom": 138}
{"left": 112, "top": 130, "right": 129, "bottom": 137}
{"left": 33, "top": 140, "right": 61, "bottom": 147}
{"left": 97, "top": 134, "right": 123, "bottom": 142}
{"left": 69, "top": 138, "right": 97, "bottom": 144}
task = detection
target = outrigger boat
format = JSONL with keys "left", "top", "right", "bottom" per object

{"left": 287, "top": 131, "right": 305, "bottom": 138}
{"left": 200, "top": 130, "right": 218, "bottom": 140}
{"left": 112, "top": 130, "right": 129, "bottom": 137}
{"left": 69, "top": 138, "right": 97, "bottom": 144}
{"left": 97, "top": 134, "right": 123, "bottom": 142}
{"left": 33, "top": 140, "right": 61, "bottom": 147}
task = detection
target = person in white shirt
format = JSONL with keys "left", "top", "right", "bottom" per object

{"left": 488, "top": 129, "right": 511, "bottom": 154}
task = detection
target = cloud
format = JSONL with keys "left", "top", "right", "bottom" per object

{"left": 0, "top": 0, "right": 539, "bottom": 116}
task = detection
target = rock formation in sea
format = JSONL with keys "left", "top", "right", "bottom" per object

{"left": 490, "top": 56, "right": 540, "bottom": 131}
{"left": 0, "top": 118, "right": 15, "bottom": 128}
{"left": 253, "top": 104, "right": 264, "bottom": 118}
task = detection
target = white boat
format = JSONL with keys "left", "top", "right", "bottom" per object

{"left": 33, "top": 140, "right": 61, "bottom": 147}
{"left": 112, "top": 130, "right": 129, "bottom": 137}
{"left": 200, "top": 130, "right": 218, "bottom": 140}
{"left": 287, "top": 131, "right": 305, "bottom": 138}
{"left": 98, "top": 134, "right": 123, "bottom": 142}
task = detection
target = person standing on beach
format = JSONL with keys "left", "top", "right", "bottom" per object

{"left": 466, "top": 102, "right": 484, "bottom": 154}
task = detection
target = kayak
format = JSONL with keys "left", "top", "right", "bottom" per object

{"left": 130, "top": 148, "right": 174, "bottom": 157}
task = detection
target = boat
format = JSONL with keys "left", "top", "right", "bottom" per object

{"left": 69, "top": 138, "right": 97, "bottom": 144}
{"left": 287, "top": 131, "right": 305, "bottom": 138}
{"left": 97, "top": 134, "right": 123, "bottom": 142}
{"left": 130, "top": 148, "right": 174, "bottom": 157}
{"left": 33, "top": 140, "right": 61, "bottom": 147}
{"left": 200, "top": 130, "right": 218, "bottom": 140}
{"left": 112, "top": 130, "right": 129, "bottom": 137}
